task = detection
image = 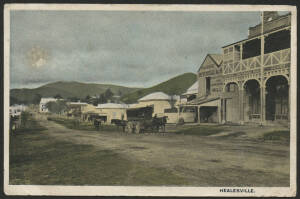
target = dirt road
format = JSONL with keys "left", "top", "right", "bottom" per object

{"left": 38, "top": 116, "right": 290, "bottom": 186}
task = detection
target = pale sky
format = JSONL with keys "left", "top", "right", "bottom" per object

{"left": 10, "top": 10, "right": 263, "bottom": 89}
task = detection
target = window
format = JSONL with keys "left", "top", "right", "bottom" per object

{"left": 206, "top": 77, "right": 211, "bottom": 94}
{"left": 164, "top": 108, "right": 178, "bottom": 113}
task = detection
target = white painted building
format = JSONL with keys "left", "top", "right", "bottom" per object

{"left": 9, "top": 104, "right": 27, "bottom": 117}
{"left": 136, "top": 92, "right": 173, "bottom": 117}
{"left": 39, "top": 98, "right": 57, "bottom": 112}
{"left": 96, "top": 103, "right": 129, "bottom": 124}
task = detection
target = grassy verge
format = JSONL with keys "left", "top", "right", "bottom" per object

{"left": 47, "top": 117, "right": 120, "bottom": 132}
{"left": 217, "top": 131, "right": 246, "bottom": 138}
{"left": 262, "top": 130, "right": 290, "bottom": 142}
{"left": 12, "top": 115, "right": 47, "bottom": 134}
{"left": 10, "top": 127, "right": 186, "bottom": 185}
{"left": 173, "top": 125, "right": 226, "bottom": 136}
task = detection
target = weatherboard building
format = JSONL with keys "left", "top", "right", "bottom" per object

{"left": 180, "top": 11, "right": 291, "bottom": 125}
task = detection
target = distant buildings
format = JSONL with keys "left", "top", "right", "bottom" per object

{"left": 39, "top": 98, "right": 57, "bottom": 112}
{"left": 9, "top": 104, "right": 27, "bottom": 117}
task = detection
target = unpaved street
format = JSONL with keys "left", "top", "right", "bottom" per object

{"left": 36, "top": 115, "right": 290, "bottom": 187}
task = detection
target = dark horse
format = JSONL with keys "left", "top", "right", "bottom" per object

{"left": 151, "top": 116, "right": 168, "bottom": 132}
{"left": 111, "top": 119, "right": 127, "bottom": 132}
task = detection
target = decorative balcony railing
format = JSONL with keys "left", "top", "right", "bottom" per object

{"left": 263, "top": 48, "right": 290, "bottom": 66}
{"left": 223, "top": 48, "right": 290, "bottom": 75}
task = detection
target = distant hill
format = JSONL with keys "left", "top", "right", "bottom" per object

{"left": 121, "top": 73, "right": 197, "bottom": 104}
{"left": 10, "top": 81, "right": 140, "bottom": 105}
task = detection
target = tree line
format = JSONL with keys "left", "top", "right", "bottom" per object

{"left": 10, "top": 88, "right": 121, "bottom": 106}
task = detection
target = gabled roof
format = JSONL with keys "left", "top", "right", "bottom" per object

{"left": 138, "top": 92, "right": 170, "bottom": 102}
{"left": 209, "top": 54, "right": 222, "bottom": 65}
{"left": 197, "top": 54, "right": 222, "bottom": 72}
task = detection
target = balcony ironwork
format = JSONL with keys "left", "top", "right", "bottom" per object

{"left": 223, "top": 48, "right": 290, "bottom": 75}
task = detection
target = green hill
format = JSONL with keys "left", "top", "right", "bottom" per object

{"left": 121, "top": 73, "right": 197, "bottom": 104}
{"left": 10, "top": 81, "right": 140, "bottom": 105}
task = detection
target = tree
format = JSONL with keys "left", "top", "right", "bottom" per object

{"left": 99, "top": 93, "right": 107, "bottom": 104}
{"left": 104, "top": 88, "right": 113, "bottom": 100}
{"left": 46, "top": 100, "right": 68, "bottom": 114}
{"left": 54, "top": 94, "right": 63, "bottom": 99}
{"left": 169, "top": 95, "right": 177, "bottom": 108}
{"left": 32, "top": 94, "right": 42, "bottom": 104}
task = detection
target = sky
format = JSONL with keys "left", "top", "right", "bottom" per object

{"left": 10, "top": 10, "right": 263, "bottom": 89}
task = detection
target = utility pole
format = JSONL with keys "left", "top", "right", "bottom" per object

{"left": 260, "top": 12, "right": 265, "bottom": 125}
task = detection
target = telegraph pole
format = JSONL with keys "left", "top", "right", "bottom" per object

{"left": 260, "top": 12, "right": 265, "bottom": 125}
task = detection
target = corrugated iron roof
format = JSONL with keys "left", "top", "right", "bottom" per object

{"left": 40, "top": 98, "right": 57, "bottom": 104}
{"left": 96, "top": 103, "right": 129, "bottom": 109}
{"left": 182, "top": 81, "right": 198, "bottom": 95}
{"left": 138, "top": 92, "right": 170, "bottom": 101}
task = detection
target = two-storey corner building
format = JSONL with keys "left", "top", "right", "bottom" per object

{"left": 181, "top": 11, "right": 291, "bottom": 125}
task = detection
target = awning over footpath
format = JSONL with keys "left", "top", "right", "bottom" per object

{"left": 180, "top": 97, "right": 220, "bottom": 107}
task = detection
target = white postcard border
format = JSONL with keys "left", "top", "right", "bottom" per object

{"left": 3, "top": 4, "right": 297, "bottom": 197}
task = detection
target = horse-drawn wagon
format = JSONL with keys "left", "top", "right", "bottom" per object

{"left": 124, "top": 106, "right": 167, "bottom": 133}
{"left": 112, "top": 106, "right": 167, "bottom": 133}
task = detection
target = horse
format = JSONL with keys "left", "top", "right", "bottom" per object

{"left": 111, "top": 119, "right": 127, "bottom": 132}
{"left": 151, "top": 116, "right": 168, "bottom": 133}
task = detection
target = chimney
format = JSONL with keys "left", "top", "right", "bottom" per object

{"left": 261, "top": 11, "right": 279, "bottom": 23}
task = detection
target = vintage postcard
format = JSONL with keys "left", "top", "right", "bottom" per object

{"left": 3, "top": 4, "right": 297, "bottom": 197}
